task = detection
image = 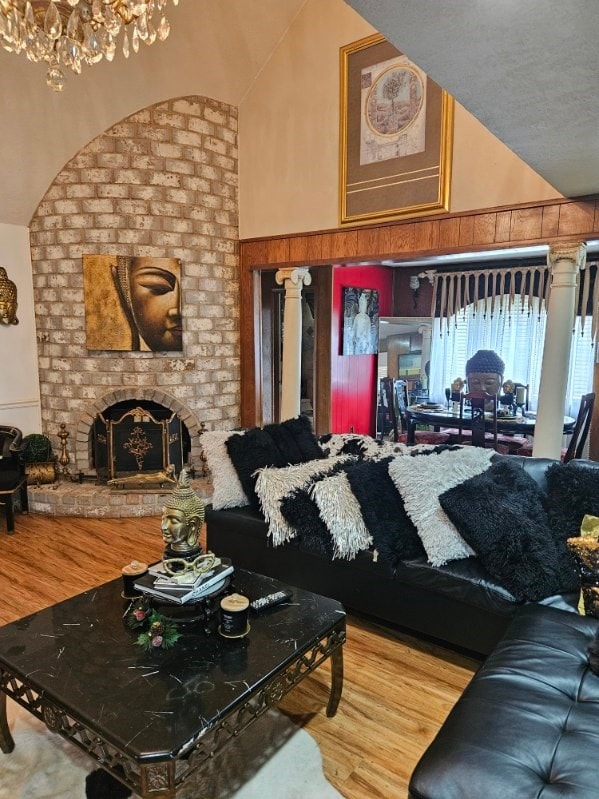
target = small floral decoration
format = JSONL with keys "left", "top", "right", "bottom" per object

{"left": 136, "top": 610, "right": 181, "bottom": 652}
{"left": 124, "top": 598, "right": 182, "bottom": 651}
{"left": 124, "top": 596, "right": 152, "bottom": 630}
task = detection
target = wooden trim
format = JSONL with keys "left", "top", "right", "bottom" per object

{"left": 312, "top": 267, "right": 333, "bottom": 435}
{"left": 240, "top": 195, "right": 599, "bottom": 427}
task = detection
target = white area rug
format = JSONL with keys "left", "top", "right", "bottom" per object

{"left": 1, "top": 700, "right": 343, "bottom": 799}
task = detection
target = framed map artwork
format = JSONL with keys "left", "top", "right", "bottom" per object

{"left": 339, "top": 34, "right": 454, "bottom": 225}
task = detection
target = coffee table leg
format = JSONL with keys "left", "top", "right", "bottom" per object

{"left": 326, "top": 645, "right": 343, "bottom": 717}
{"left": 0, "top": 690, "right": 15, "bottom": 753}
{"left": 140, "top": 760, "right": 176, "bottom": 798}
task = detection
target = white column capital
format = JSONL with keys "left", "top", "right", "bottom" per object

{"left": 275, "top": 267, "right": 312, "bottom": 289}
{"left": 547, "top": 241, "right": 587, "bottom": 280}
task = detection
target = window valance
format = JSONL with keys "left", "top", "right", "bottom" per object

{"left": 428, "top": 262, "right": 598, "bottom": 342}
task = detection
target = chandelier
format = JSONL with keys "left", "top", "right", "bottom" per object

{"left": 0, "top": 0, "right": 179, "bottom": 91}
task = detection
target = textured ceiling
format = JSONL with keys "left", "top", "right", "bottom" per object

{"left": 0, "top": 0, "right": 307, "bottom": 226}
{"left": 3, "top": 1, "right": 593, "bottom": 229}
{"left": 346, "top": 0, "right": 599, "bottom": 201}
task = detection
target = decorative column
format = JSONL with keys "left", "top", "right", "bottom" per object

{"left": 275, "top": 267, "right": 312, "bottom": 421}
{"left": 533, "top": 242, "right": 586, "bottom": 458}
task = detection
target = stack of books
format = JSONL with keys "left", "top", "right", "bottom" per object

{"left": 134, "top": 557, "right": 234, "bottom": 605}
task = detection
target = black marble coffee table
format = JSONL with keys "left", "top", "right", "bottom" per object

{"left": 0, "top": 570, "right": 345, "bottom": 798}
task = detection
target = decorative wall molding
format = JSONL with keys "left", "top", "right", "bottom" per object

{"left": 0, "top": 399, "right": 40, "bottom": 410}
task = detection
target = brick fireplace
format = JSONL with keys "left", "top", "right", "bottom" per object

{"left": 26, "top": 95, "right": 240, "bottom": 516}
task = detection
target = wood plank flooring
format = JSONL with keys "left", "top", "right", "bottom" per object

{"left": 0, "top": 510, "right": 479, "bottom": 798}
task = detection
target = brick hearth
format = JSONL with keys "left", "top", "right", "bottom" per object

{"left": 27, "top": 476, "right": 213, "bottom": 518}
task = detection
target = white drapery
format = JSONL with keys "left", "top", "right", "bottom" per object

{"left": 428, "top": 295, "right": 595, "bottom": 418}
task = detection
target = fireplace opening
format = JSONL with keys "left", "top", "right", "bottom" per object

{"left": 92, "top": 400, "right": 191, "bottom": 483}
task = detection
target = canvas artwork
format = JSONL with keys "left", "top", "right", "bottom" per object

{"left": 342, "top": 287, "right": 379, "bottom": 355}
{"left": 83, "top": 255, "right": 183, "bottom": 352}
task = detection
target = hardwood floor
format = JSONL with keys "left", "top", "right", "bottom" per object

{"left": 0, "top": 510, "right": 479, "bottom": 798}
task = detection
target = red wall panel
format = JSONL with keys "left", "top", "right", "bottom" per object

{"left": 331, "top": 265, "right": 394, "bottom": 435}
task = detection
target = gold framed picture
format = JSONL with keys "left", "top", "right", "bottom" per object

{"left": 339, "top": 33, "right": 454, "bottom": 226}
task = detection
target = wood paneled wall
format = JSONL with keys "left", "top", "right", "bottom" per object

{"left": 240, "top": 195, "right": 599, "bottom": 436}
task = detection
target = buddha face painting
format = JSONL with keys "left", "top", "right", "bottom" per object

{"left": 129, "top": 257, "right": 183, "bottom": 352}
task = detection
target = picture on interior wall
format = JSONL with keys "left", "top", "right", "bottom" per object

{"left": 83, "top": 255, "right": 183, "bottom": 352}
{"left": 339, "top": 33, "right": 454, "bottom": 225}
{"left": 343, "top": 287, "right": 379, "bottom": 355}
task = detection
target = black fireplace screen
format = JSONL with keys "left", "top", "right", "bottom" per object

{"left": 93, "top": 404, "right": 184, "bottom": 482}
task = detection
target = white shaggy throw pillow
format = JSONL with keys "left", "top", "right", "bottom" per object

{"left": 255, "top": 456, "right": 353, "bottom": 546}
{"left": 201, "top": 430, "right": 249, "bottom": 510}
{"left": 388, "top": 447, "right": 494, "bottom": 567}
{"left": 311, "top": 471, "right": 373, "bottom": 560}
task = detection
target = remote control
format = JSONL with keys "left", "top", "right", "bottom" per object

{"left": 250, "top": 589, "right": 293, "bottom": 612}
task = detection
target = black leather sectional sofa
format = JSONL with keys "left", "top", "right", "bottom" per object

{"left": 205, "top": 454, "right": 590, "bottom": 656}
{"left": 206, "top": 450, "right": 599, "bottom": 798}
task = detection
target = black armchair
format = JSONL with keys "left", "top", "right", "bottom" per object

{"left": 0, "top": 425, "right": 28, "bottom": 533}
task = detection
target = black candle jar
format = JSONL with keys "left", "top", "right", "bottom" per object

{"left": 219, "top": 593, "right": 250, "bottom": 638}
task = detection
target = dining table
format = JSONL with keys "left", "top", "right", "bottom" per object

{"left": 404, "top": 403, "right": 576, "bottom": 446}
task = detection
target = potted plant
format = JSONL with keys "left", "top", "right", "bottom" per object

{"left": 20, "top": 433, "right": 56, "bottom": 485}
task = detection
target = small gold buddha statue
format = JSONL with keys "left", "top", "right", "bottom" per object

{"left": 0, "top": 267, "right": 18, "bottom": 325}
{"left": 160, "top": 468, "right": 205, "bottom": 561}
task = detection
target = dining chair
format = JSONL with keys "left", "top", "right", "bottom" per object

{"left": 517, "top": 392, "right": 595, "bottom": 462}
{"left": 444, "top": 395, "right": 528, "bottom": 452}
{"left": 457, "top": 392, "right": 509, "bottom": 454}
{"left": 377, "top": 377, "right": 397, "bottom": 441}
{"left": 513, "top": 382, "right": 530, "bottom": 412}
{"left": 0, "top": 424, "right": 28, "bottom": 533}
{"left": 394, "top": 380, "right": 450, "bottom": 446}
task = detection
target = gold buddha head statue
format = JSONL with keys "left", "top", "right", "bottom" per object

{"left": 0, "top": 267, "right": 18, "bottom": 325}
{"left": 160, "top": 469, "right": 205, "bottom": 558}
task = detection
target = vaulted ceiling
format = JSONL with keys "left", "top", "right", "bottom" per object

{"left": 2, "top": 1, "right": 595, "bottom": 228}
{"left": 0, "top": 0, "right": 307, "bottom": 226}
{"left": 346, "top": 0, "right": 598, "bottom": 202}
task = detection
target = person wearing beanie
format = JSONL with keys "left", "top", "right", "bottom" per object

{"left": 465, "top": 349, "right": 505, "bottom": 396}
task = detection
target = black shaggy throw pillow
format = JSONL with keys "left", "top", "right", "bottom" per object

{"left": 408, "top": 444, "right": 463, "bottom": 457}
{"left": 545, "top": 461, "right": 599, "bottom": 540}
{"left": 281, "top": 487, "right": 335, "bottom": 558}
{"left": 280, "top": 457, "right": 353, "bottom": 557}
{"left": 439, "top": 459, "right": 563, "bottom": 602}
{"left": 226, "top": 415, "right": 324, "bottom": 510}
{"left": 264, "top": 415, "right": 324, "bottom": 462}
{"left": 344, "top": 458, "right": 425, "bottom": 566}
